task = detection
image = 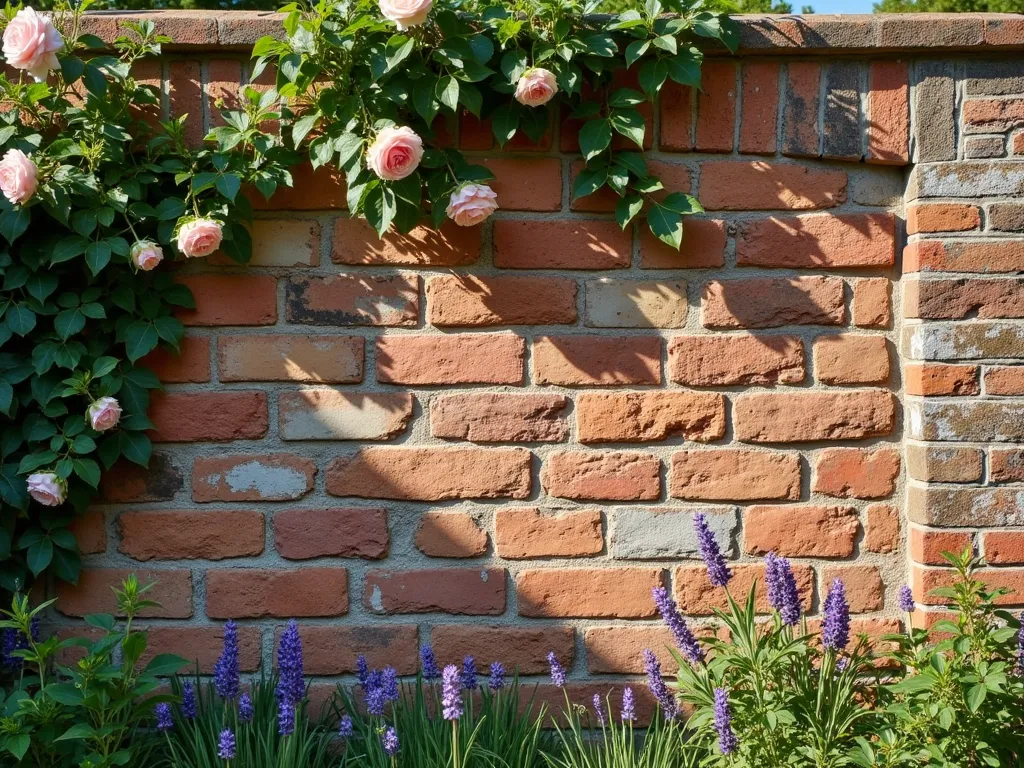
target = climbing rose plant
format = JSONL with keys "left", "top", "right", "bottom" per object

{"left": 253, "top": 0, "right": 738, "bottom": 247}
{"left": 0, "top": 1, "right": 290, "bottom": 588}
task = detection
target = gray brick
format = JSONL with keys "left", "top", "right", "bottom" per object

{"left": 907, "top": 161, "right": 1024, "bottom": 200}
{"left": 989, "top": 203, "right": 1024, "bottom": 232}
{"left": 782, "top": 62, "right": 821, "bottom": 158}
{"left": 823, "top": 62, "right": 862, "bottom": 160}
{"left": 610, "top": 507, "right": 737, "bottom": 560}
{"left": 914, "top": 61, "right": 956, "bottom": 163}
{"left": 908, "top": 400, "right": 1024, "bottom": 442}
{"left": 965, "top": 61, "right": 1024, "bottom": 96}
{"left": 965, "top": 136, "right": 1007, "bottom": 159}
{"left": 903, "top": 322, "right": 1024, "bottom": 361}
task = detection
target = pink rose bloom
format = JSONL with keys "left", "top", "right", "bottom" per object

{"left": 446, "top": 184, "right": 499, "bottom": 227}
{"left": 177, "top": 218, "right": 223, "bottom": 258}
{"left": 378, "top": 0, "right": 433, "bottom": 30}
{"left": 27, "top": 472, "right": 64, "bottom": 507}
{"left": 3, "top": 7, "right": 62, "bottom": 82}
{"left": 130, "top": 240, "right": 163, "bottom": 271}
{"left": 366, "top": 126, "right": 423, "bottom": 181}
{"left": 88, "top": 396, "right": 121, "bottom": 432}
{"left": 515, "top": 68, "right": 558, "bottom": 107}
{"left": 0, "top": 148, "right": 37, "bottom": 206}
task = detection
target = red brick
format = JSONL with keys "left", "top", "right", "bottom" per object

{"left": 285, "top": 274, "right": 419, "bottom": 326}
{"left": 516, "top": 568, "right": 663, "bottom": 618}
{"left": 478, "top": 157, "right": 562, "bottom": 211}
{"left": 98, "top": 453, "right": 183, "bottom": 503}
{"left": 493, "top": 220, "right": 631, "bottom": 270}
{"left": 218, "top": 335, "right": 363, "bottom": 383}
{"left": 910, "top": 527, "right": 971, "bottom": 566}
{"left": 868, "top": 61, "right": 910, "bottom": 164}
{"left": 364, "top": 568, "right": 505, "bottom": 615}
{"left": 175, "top": 275, "right": 277, "bottom": 326}
{"left": 984, "top": 532, "right": 1024, "bottom": 564}
{"left": 206, "top": 59, "right": 242, "bottom": 126}
{"left": 206, "top": 568, "right": 348, "bottom": 618}
{"left": 699, "top": 162, "right": 845, "bottom": 211}
{"left": 576, "top": 391, "right": 725, "bottom": 443}
{"left": 277, "top": 390, "right": 412, "bottom": 442}
{"left": 333, "top": 219, "right": 480, "bottom": 266}
{"left": 251, "top": 162, "right": 346, "bottom": 210}
{"left": 142, "top": 625, "right": 262, "bottom": 674}
{"left": 193, "top": 454, "right": 316, "bottom": 502}
{"left": 533, "top": 336, "right": 661, "bottom": 386}
{"left": 274, "top": 507, "right": 389, "bottom": 560}
{"left": 149, "top": 392, "right": 267, "bottom": 442}
{"left": 414, "top": 512, "right": 487, "bottom": 558}
{"left": 542, "top": 451, "right": 659, "bottom": 501}
{"left": 325, "top": 447, "right": 531, "bottom": 501}
{"left": 668, "top": 334, "right": 804, "bottom": 386}
{"left": 140, "top": 337, "right": 210, "bottom": 383}
{"left": 905, "top": 278, "right": 1024, "bottom": 320}
{"left": 571, "top": 159, "right": 690, "bottom": 213}
{"left": 376, "top": 333, "right": 524, "bottom": 385}
{"left": 865, "top": 504, "right": 900, "bottom": 554}
{"left": 70, "top": 511, "right": 106, "bottom": 554}
{"left": 734, "top": 390, "right": 895, "bottom": 442}
{"left": 739, "top": 62, "right": 779, "bottom": 154}
{"left": 736, "top": 213, "right": 895, "bottom": 268}
{"left": 426, "top": 275, "right": 577, "bottom": 326}
{"left": 659, "top": 82, "right": 693, "bottom": 151}
{"left": 458, "top": 112, "right": 551, "bottom": 151}
{"left": 745, "top": 505, "right": 859, "bottom": 557}
{"left": 991, "top": 447, "right": 1024, "bottom": 482}
{"left": 904, "top": 363, "right": 980, "bottom": 396}
{"left": 430, "top": 393, "right": 568, "bottom": 442}
{"left": 822, "top": 565, "right": 883, "bottom": 613}
{"left": 912, "top": 565, "right": 1024, "bottom": 607}
{"left": 57, "top": 569, "right": 192, "bottom": 618}
{"left": 670, "top": 449, "right": 801, "bottom": 501}
{"left": 431, "top": 626, "right": 574, "bottom": 673}
{"left": 1015, "top": 131, "right": 1024, "bottom": 155}
{"left": 852, "top": 278, "right": 891, "bottom": 328}
{"left": 695, "top": 62, "right": 736, "bottom": 153}
{"left": 984, "top": 366, "right": 1024, "bottom": 395}
{"left": 907, "top": 444, "right": 983, "bottom": 483}
{"left": 169, "top": 60, "right": 202, "bottom": 147}
{"left": 639, "top": 219, "right": 727, "bottom": 269}
{"left": 814, "top": 334, "right": 891, "bottom": 385}
{"left": 674, "top": 563, "right": 814, "bottom": 615}
{"left": 585, "top": 626, "right": 682, "bottom": 674}
{"left": 904, "top": 240, "right": 1024, "bottom": 273}
{"left": 782, "top": 62, "right": 821, "bottom": 157}
{"left": 495, "top": 507, "right": 603, "bottom": 559}
{"left": 906, "top": 203, "right": 981, "bottom": 234}
{"left": 118, "top": 510, "right": 264, "bottom": 561}
{"left": 281, "top": 625, "right": 419, "bottom": 675}
{"left": 702, "top": 277, "right": 845, "bottom": 328}
{"left": 963, "top": 98, "right": 1024, "bottom": 133}
{"left": 813, "top": 448, "right": 900, "bottom": 499}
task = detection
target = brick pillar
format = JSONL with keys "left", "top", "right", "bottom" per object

{"left": 904, "top": 59, "right": 1024, "bottom": 623}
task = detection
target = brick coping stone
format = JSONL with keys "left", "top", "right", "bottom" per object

{"left": 79, "top": 10, "right": 1024, "bottom": 53}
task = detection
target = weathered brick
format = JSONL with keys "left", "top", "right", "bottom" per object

{"left": 965, "top": 60, "right": 1024, "bottom": 96}
{"left": 813, "top": 448, "right": 900, "bottom": 499}
{"left": 668, "top": 334, "right": 805, "bottom": 386}
{"left": 659, "top": 82, "right": 693, "bottom": 151}
{"left": 193, "top": 454, "right": 316, "bottom": 502}
{"left": 823, "top": 62, "right": 862, "bottom": 160}
{"left": 478, "top": 157, "right": 562, "bottom": 211}
{"left": 904, "top": 322, "right": 1024, "bottom": 361}
{"left": 670, "top": 449, "right": 800, "bottom": 501}
{"left": 914, "top": 61, "right": 956, "bottom": 162}
{"left": 906, "top": 203, "right": 981, "bottom": 234}
{"left": 906, "top": 278, "right": 1024, "bottom": 320}
{"left": 431, "top": 393, "right": 567, "bottom": 442}
{"left": 495, "top": 507, "right": 603, "bottom": 559}
{"left": 852, "top": 278, "right": 891, "bottom": 328}
{"left": 207, "top": 568, "right": 348, "bottom": 618}
{"left": 99, "top": 453, "right": 183, "bottom": 503}
{"left": 736, "top": 213, "right": 895, "bottom": 268}
{"left": 814, "top": 334, "right": 891, "bottom": 385}
{"left": 904, "top": 363, "right": 980, "bottom": 396}
{"left": 583, "top": 278, "right": 687, "bottom": 328}
{"left": 58, "top": 569, "right": 192, "bottom": 618}
{"left": 908, "top": 484, "right": 1024, "bottom": 527}
{"left": 415, "top": 512, "right": 487, "bottom": 558}
{"left": 283, "top": 625, "right": 419, "bottom": 675}
{"left": 426, "top": 275, "right": 578, "bottom": 326}
{"left": 493, "top": 220, "right": 631, "bottom": 270}
{"left": 639, "top": 219, "right": 727, "bottom": 269}
{"left": 991, "top": 447, "right": 1024, "bottom": 482}
{"left": 865, "top": 504, "right": 900, "bottom": 554}
{"left": 907, "top": 400, "right": 1024, "bottom": 442}
{"left": 218, "top": 335, "right": 363, "bottom": 383}
{"left": 541, "top": 451, "right": 660, "bottom": 501}
{"left": 333, "top": 219, "right": 480, "bottom": 266}
{"left": 577, "top": 392, "right": 725, "bottom": 443}
{"left": 822, "top": 565, "right": 883, "bottom": 612}
{"left": 782, "top": 62, "right": 821, "bottom": 157}
{"left": 285, "top": 274, "right": 418, "bottom": 326}
{"left": 867, "top": 61, "right": 910, "bottom": 164}
{"left": 517, "top": 568, "right": 662, "bottom": 618}
{"left": 739, "top": 62, "right": 779, "bottom": 155}
{"left": 118, "top": 510, "right": 264, "bottom": 561}
{"left": 149, "top": 392, "right": 268, "bottom": 442}
{"left": 734, "top": 390, "right": 895, "bottom": 443}
{"left": 251, "top": 162, "right": 346, "bottom": 210}
{"left": 431, "top": 626, "right": 574, "bottom": 673}
{"left": 695, "top": 61, "right": 736, "bottom": 153}
{"left": 274, "top": 507, "right": 389, "bottom": 560}
{"left": 702, "top": 277, "right": 845, "bottom": 329}
{"left": 325, "top": 447, "right": 531, "bottom": 501}
{"left": 674, "top": 563, "right": 814, "bottom": 615}
{"left": 960, "top": 135, "right": 1002, "bottom": 159}
{"left": 985, "top": 366, "right": 1024, "bottom": 395}
{"left": 984, "top": 531, "right": 1024, "bottom": 565}
{"left": 745, "top": 505, "right": 859, "bottom": 557}
{"left": 244, "top": 219, "right": 320, "bottom": 267}
{"left": 278, "top": 390, "right": 413, "bottom": 441}
{"left": 907, "top": 161, "right": 1024, "bottom": 199}
{"left": 989, "top": 202, "right": 1024, "bottom": 232}
{"left": 907, "top": 443, "right": 983, "bottom": 483}
{"left": 904, "top": 240, "right": 1024, "bottom": 273}
{"left": 365, "top": 568, "right": 506, "bottom": 615}
{"left": 377, "top": 333, "right": 525, "bottom": 385}
{"left": 175, "top": 275, "right": 277, "bottom": 326}
{"left": 912, "top": 565, "right": 1024, "bottom": 607}
{"left": 964, "top": 98, "right": 1024, "bottom": 133}
{"left": 700, "top": 162, "right": 845, "bottom": 211}
{"left": 911, "top": 527, "right": 971, "bottom": 565}
{"left": 610, "top": 507, "right": 736, "bottom": 561}
{"left": 533, "top": 336, "right": 662, "bottom": 386}
{"left": 140, "top": 337, "right": 210, "bottom": 383}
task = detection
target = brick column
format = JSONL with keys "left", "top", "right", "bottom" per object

{"left": 904, "top": 60, "right": 1024, "bottom": 623}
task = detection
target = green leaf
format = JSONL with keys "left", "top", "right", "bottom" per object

{"left": 121, "top": 431, "right": 151, "bottom": 467}
{"left": 6, "top": 734, "right": 29, "bottom": 760}
{"left": 661, "top": 192, "right": 703, "bottom": 215}
{"left": 609, "top": 88, "right": 645, "bottom": 108}
{"left": 582, "top": 33, "right": 617, "bottom": 57}
{"left": 25, "top": 272, "right": 59, "bottom": 303}
{"left": 653, "top": 34, "right": 677, "bottom": 54}
{"left": 667, "top": 51, "right": 703, "bottom": 87}
{"left": 72, "top": 458, "right": 101, "bottom": 488}
{"left": 625, "top": 39, "right": 650, "bottom": 68}
{"left": 491, "top": 104, "right": 520, "bottom": 147}
{"left": 614, "top": 152, "right": 648, "bottom": 178}
{"left": 26, "top": 538, "right": 53, "bottom": 576}
{"left": 639, "top": 58, "right": 669, "bottom": 95}
{"left": 412, "top": 78, "right": 439, "bottom": 124}
{"left": 436, "top": 76, "right": 459, "bottom": 112}
{"left": 578, "top": 119, "right": 612, "bottom": 162}
{"left": 215, "top": 174, "right": 242, "bottom": 202}
{"left": 154, "top": 198, "right": 186, "bottom": 221}
{"left": 610, "top": 109, "right": 646, "bottom": 148}
{"left": 0, "top": 206, "right": 29, "bottom": 244}
{"left": 616, "top": 195, "right": 644, "bottom": 230}
{"left": 291, "top": 112, "right": 319, "bottom": 146}
{"left": 44, "top": 683, "right": 84, "bottom": 706}
{"left": 85, "top": 241, "right": 112, "bottom": 275}
{"left": 572, "top": 166, "right": 607, "bottom": 200}
{"left": 124, "top": 322, "right": 159, "bottom": 362}
{"left": 966, "top": 683, "right": 987, "bottom": 712}
{"left": 56, "top": 722, "right": 96, "bottom": 742}
{"left": 649, "top": 205, "right": 683, "bottom": 250}
{"left": 82, "top": 65, "right": 107, "bottom": 97}
{"left": 6, "top": 304, "right": 36, "bottom": 336}
{"left": 143, "top": 653, "right": 189, "bottom": 676}
{"left": 52, "top": 235, "right": 88, "bottom": 265}
{"left": 55, "top": 308, "right": 86, "bottom": 340}
{"left": 385, "top": 34, "right": 415, "bottom": 72}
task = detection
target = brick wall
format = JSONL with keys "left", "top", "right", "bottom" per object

{"left": 58, "top": 12, "right": 1024, "bottom": 698}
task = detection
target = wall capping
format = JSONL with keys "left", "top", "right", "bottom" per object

{"left": 78, "top": 10, "right": 1024, "bottom": 54}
